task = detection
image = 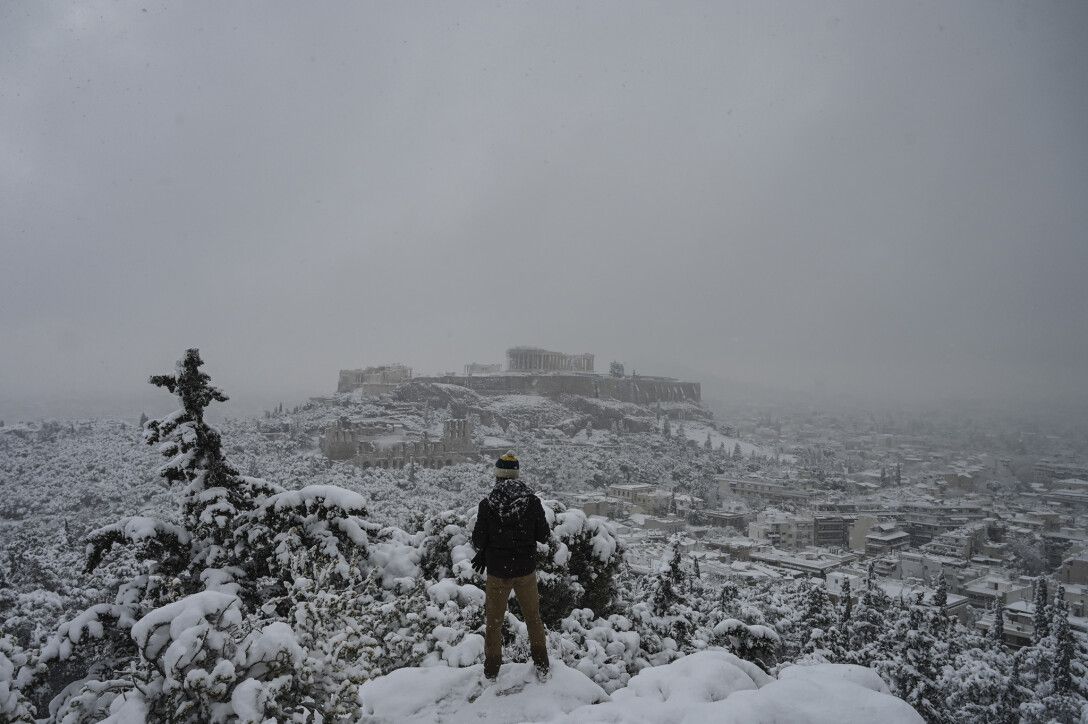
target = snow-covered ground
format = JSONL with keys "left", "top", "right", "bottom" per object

{"left": 358, "top": 651, "right": 923, "bottom": 724}
{"left": 676, "top": 421, "right": 765, "bottom": 457}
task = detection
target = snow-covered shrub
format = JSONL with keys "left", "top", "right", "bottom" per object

{"left": 416, "top": 510, "right": 473, "bottom": 582}
{"left": 0, "top": 636, "right": 34, "bottom": 723}
{"left": 555, "top": 608, "right": 641, "bottom": 692}
{"left": 535, "top": 502, "right": 624, "bottom": 625}
{"left": 34, "top": 578, "right": 148, "bottom": 718}
{"left": 129, "top": 591, "right": 243, "bottom": 719}
{"left": 709, "top": 618, "right": 781, "bottom": 671}
{"left": 237, "top": 484, "right": 374, "bottom": 591}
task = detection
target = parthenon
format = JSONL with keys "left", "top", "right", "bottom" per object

{"left": 506, "top": 346, "right": 594, "bottom": 373}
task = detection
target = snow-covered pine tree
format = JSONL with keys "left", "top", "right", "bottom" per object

{"left": 843, "top": 584, "right": 890, "bottom": 666}
{"left": 840, "top": 577, "right": 853, "bottom": 625}
{"left": 798, "top": 580, "right": 836, "bottom": 657}
{"left": 718, "top": 580, "right": 739, "bottom": 617}
{"left": 651, "top": 537, "right": 686, "bottom": 616}
{"left": 34, "top": 350, "right": 381, "bottom": 722}
{"left": 882, "top": 601, "right": 949, "bottom": 722}
{"left": 992, "top": 602, "right": 1005, "bottom": 645}
{"left": 994, "top": 651, "right": 1024, "bottom": 724}
{"left": 940, "top": 636, "right": 1010, "bottom": 723}
{"left": 140, "top": 349, "right": 281, "bottom": 576}
{"left": 933, "top": 573, "right": 948, "bottom": 609}
{"left": 1032, "top": 577, "right": 1050, "bottom": 643}
{"left": 1051, "top": 585, "right": 1073, "bottom": 696}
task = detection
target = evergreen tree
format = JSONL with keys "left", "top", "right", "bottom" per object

{"left": 732, "top": 443, "right": 743, "bottom": 461}
{"left": 799, "top": 581, "right": 836, "bottom": 656}
{"left": 895, "top": 462, "right": 902, "bottom": 486}
{"left": 887, "top": 603, "right": 949, "bottom": 722}
{"left": 841, "top": 577, "right": 853, "bottom": 624}
{"left": 651, "top": 537, "right": 686, "bottom": 616}
{"left": 1051, "top": 586, "right": 1073, "bottom": 695}
{"left": 992, "top": 602, "right": 1005, "bottom": 645}
{"left": 933, "top": 573, "right": 948, "bottom": 610}
{"left": 996, "top": 651, "right": 1026, "bottom": 724}
{"left": 662, "top": 417, "right": 672, "bottom": 437}
{"left": 43, "top": 350, "right": 377, "bottom": 721}
{"left": 718, "top": 580, "right": 739, "bottom": 615}
{"left": 1032, "top": 577, "right": 1050, "bottom": 643}
{"left": 704, "top": 432, "right": 712, "bottom": 450}
{"left": 141, "top": 349, "right": 274, "bottom": 571}
{"left": 138, "top": 411, "right": 148, "bottom": 427}
{"left": 846, "top": 584, "right": 889, "bottom": 659}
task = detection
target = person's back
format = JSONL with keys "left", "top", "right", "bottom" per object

{"left": 471, "top": 452, "right": 551, "bottom": 680}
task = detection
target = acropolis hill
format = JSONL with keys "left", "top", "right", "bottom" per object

{"left": 337, "top": 346, "right": 701, "bottom": 404}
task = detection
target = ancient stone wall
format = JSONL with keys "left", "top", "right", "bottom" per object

{"left": 338, "top": 364, "right": 412, "bottom": 393}
{"left": 319, "top": 417, "right": 480, "bottom": 469}
{"left": 320, "top": 427, "right": 359, "bottom": 460}
{"left": 413, "top": 373, "right": 701, "bottom": 404}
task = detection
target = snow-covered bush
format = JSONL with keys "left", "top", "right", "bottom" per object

{"left": 416, "top": 510, "right": 474, "bottom": 582}
{"left": 0, "top": 636, "right": 34, "bottom": 723}
{"left": 709, "top": 618, "right": 781, "bottom": 671}
{"left": 237, "top": 484, "right": 374, "bottom": 593}
{"left": 555, "top": 608, "right": 641, "bottom": 692}
{"left": 535, "top": 503, "right": 624, "bottom": 625}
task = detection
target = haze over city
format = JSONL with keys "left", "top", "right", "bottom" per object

{"left": 2, "top": 0, "right": 1087, "bottom": 419}
{"left": 7, "top": 3, "right": 1088, "bottom": 723}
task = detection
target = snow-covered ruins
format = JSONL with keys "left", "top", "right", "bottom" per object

{"left": 1, "top": 347, "right": 1085, "bottom": 723}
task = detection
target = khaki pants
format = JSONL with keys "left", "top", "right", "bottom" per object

{"left": 484, "top": 572, "right": 548, "bottom": 675}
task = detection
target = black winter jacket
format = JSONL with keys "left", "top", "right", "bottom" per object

{"left": 471, "top": 494, "right": 550, "bottom": 578}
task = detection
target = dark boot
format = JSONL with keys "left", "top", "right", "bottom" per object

{"left": 531, "top": 647, "right": 550, "bottom": 681}
{"left": 484, "top": 656, "right": 501, "bottom": 680}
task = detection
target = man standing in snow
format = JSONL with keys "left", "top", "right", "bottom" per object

{"left": 471, "top": 451, "right": 551, "bottom": 680}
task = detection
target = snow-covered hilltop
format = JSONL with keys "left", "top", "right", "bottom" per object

{"left": 1, "top": 350, "right": 1082, "bottom": 722}
{"left": 358, "top": 652, "right": 923, "bottom": 724}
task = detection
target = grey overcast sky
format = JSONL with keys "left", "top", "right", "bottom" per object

{"left": 2, "top": 1, "right": 1087, "bottom": 417}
